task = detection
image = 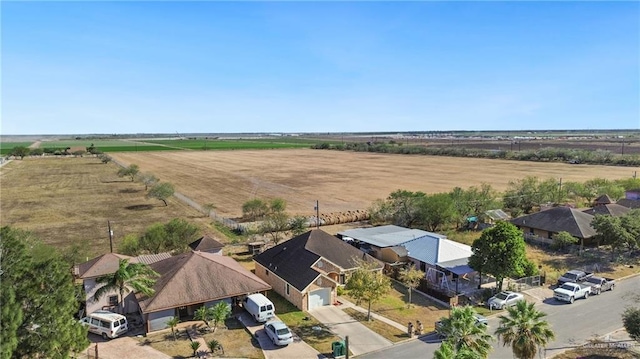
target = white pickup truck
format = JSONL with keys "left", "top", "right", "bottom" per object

{"left": 553, "top": 282, "right": 591, "bottom": 304}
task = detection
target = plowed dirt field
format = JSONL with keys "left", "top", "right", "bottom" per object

{"left": 111, "top": 149, "right": 639, "bottom": 219}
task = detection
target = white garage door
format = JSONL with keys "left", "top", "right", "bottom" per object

{"left": 308, "top": 288, "right": 331, "bottom": 310}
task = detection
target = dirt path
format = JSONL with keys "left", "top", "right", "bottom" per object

{"left": 28, "top": 141, "right": 41, "bottom": 149}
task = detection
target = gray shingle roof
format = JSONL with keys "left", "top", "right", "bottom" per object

{"left": 76, "top": 253, "right": 133, "bottom": 279}
{"left": 582, "top": 204, "right": 630, "bottom": 217}
{"left": 510, "top": 207, "right": 596, "bottom": 239}
{"left": 594, "top": 194, "right": 614, "bottom": 205}
{"left": 254, "top": 230, "right": 382, "bottom": 292}
{"left": 617, "top": 199, "right": 640, "bottom": 209}
{"left": 189, "top": 235, "right": 225, "bottom": 252}
{"left": 402, "top": 235, "right": 472, "bottom": 266}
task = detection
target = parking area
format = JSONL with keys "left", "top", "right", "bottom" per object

{"left": 238, "top": 312, "right": 324, "bottom": 359}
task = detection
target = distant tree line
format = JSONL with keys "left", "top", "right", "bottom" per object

{"left": 8, "top": 144, "right": 104, "bottom": 159}
{"left": 312, "top": 142, "right": 640, "bottom": 166}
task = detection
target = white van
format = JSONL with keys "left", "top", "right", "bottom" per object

{"left": 244, "top": 293, "right": 275, "bottom": 322}
{"left": 80, "top": 310, "right": 128, "bottom": 339}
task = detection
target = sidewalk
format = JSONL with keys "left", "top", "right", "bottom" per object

{"left": 336, "top": 297, "right": 408, "bottom": 332}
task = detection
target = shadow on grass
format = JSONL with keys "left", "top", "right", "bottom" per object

{"left": 125, "top": 204, "right": 154, "bottom": 211}
{"left": 120, "top": 188, "right": 142, "bottom": 193}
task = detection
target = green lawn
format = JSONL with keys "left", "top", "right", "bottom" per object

{"left": 343, "top": 308, "right": 408, "bottom": 343}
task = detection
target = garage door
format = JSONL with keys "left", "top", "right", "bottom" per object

{"left": 308, "top": 288, "right": 331, "bottom": 310}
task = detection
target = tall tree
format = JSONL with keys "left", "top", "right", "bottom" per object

{"left": 503, "top": 176, "right": 542, "bottom": 216}
{"left": 9, "top": 146, "right": 30, "bottom": 159}
{"left": 147, "top": 182, "right": 175, "bottom": 206}
{"left": 118, "top": 164, "right": 140, "bottom": 182}
{"left": 93, "top": 259, "right": 159, "bottom": 314}
{"left": 1, "top": 226, "right": 89, "bottom": 359}
{"left": 387, "top": 190, "right": 426, "bottom": 227}
{"left": 345, "top": 260, "right": 390, "bottom": 321}
{"left": 468, "top": 221, "right": 528, "bottom": 292}
{"left": 242, "top": 199, "right": 268, "bottom": 221}
{"left": 494, "top": 301, "right": 555, "bottom": 359}
{"left": 622, "top": 307, "right": 640, "bottom": 343}
{"left": 435, "top": 306, "right": 493, "bottom": 359}
{"left": 399, "top": 267, "right": 424, "bottom": 308}
{"left": 260, "top": 198, "right": 292, "bottom": 244}
{"left": 139, "top": 173, "right": 159, "bottom": 191}
{"left": 415, "top": 193, "right": 456, "bottom": 231}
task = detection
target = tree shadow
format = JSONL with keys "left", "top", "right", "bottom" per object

{"left": 125, "top": 204, "right": 153, "bottom": 211}
{"left": 120, "top": 188, "right": 142, "bottom": 194}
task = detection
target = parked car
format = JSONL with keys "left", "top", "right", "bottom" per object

{"left": 557, "top": 269, "right": 593, "bottom": 286}
{"left": 435, "top": 314, "right": 488, "bottom": 338}
{"left": 244, "top": 293, "right": 275, "bottom": 323}
{"left": 584, "top": 276, "right": 615, "bottom": 295}
{"left": 553, "top": 282, "right": 591, "bottom": 303}
{"left": 487, "top": 291, "right": 525, "bottom": 310}
{"left": 264, "top": 320, "right": 294, "bottom": 346}
{"left": 79, "top": 310, "right": 128, "bottom": 339}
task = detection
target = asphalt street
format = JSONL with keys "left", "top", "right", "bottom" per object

{"left": 358, "top": 274, "right": 640, "bottom": 359}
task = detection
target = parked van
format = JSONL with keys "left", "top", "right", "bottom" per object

{"left": 80, "top": 310, "right": 128, "bottom": 339}
{"left": 244, "top": 293, "right": 275, "bottom": 322}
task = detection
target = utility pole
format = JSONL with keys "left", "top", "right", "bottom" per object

{"left": 314, "top": 200, "right": 320, "bottom": 229}
{"left": 108, "top": 220, "right": 114, "bottom": 253}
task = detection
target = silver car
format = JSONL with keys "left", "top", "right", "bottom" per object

{"left": 487, "top": 291, "right": 524, "bottom": 310}
{"left": 264, "top": 320, "right": 294, "bottom": 346}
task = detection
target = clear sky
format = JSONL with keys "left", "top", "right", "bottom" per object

{"left": 2, "top": 1, "right": 639, "bottom": 135}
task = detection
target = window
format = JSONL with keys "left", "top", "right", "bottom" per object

{"left": 286, "top": 283, "right": 290, "bottom": 296}
{"left": 108, "top": 295, "right": 118, "bottom": 306}
{"left": 339, "top": 274, "right": 346, "bottom": 284}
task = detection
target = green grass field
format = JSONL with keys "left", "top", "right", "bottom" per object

{"left": 141, "top": 138, "right": 317, "bottom": 150}
{"left": 0, "top": 142, "right": 35, "bottom": 155}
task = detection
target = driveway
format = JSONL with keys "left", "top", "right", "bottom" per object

{"left": 239, "top": 312, "right": 324, "bottom": 359}
{"left": 86, "top": 334, "right": 171, "bottom": 359}
{"left": 310, "top": 305, "right": 393, "bottom": 356}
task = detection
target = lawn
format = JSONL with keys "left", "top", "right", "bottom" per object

{"left": 343, "top": 280, "right": 449, "bottom": 334}
{"left": 342, "top": 308, "right": 407, "bottom": 343}
{"left": 268, "top": 291, "right": 346, "bottom": 357}
{"left": 137, "top": 318, "right": 263, "bottom": 359}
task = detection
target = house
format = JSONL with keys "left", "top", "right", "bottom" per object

{"left": 593, "top": 194, "right": 614, "bottom": 206}
{"left": 253, "top": 229, "right": 383, "bottom": 311}
{"left": 74, "top": 252, "right": 170, "bottom": 315}
{"left": 617, "top": 189, "right": 640, "bottom": 209}
{"left": 402, "top": 236, "right": 474, "bottom": 274}
{"left": 510, "top": 207, "right": 596, "bottom": 244}
{"left": 75, "top": 250, "right": 270, "bottom": 333}
{"left": 138, "top": 251, "right": 271, "bottom": 332}
{"left": 188, "top": 235, "right": 225, "bottom": 254}
{"left": 582, "top": 203, "right": 630, "bottom": 217}
{"left": 338, "top": 225, "right": 444, "bottom": 262}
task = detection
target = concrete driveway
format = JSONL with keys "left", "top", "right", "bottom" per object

{"left": 239, "top": 312, "right": 324, "bottom": 359}
{"left": 86, "top": 334, "right": 171, "bottom": 359}
{"left": 310, "top": 305, "right": 393, "bottom": 356}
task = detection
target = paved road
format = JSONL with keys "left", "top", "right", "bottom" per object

{"left": 359, "top": 275, "right": 640, "bottom": 359}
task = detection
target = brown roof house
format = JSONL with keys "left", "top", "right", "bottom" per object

{"left": 253, "top": 229, "right": 383, "bottom": 311}
{"left": 510, "top": 207, "right": 596, "bottom": 246}
{"left": 138, "top": 251, "right": 271, "bottom": 332}
{"left": 582, "top": 203, "right": 631, "bottom": 217}
{"left": 74, "top": 252, "right": 172, "bottom": 316}
{"left": 189, "top": 235, "right": 225, "bottom": 254}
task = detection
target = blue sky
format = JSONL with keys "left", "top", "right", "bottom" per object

{"left": 2, "top": 1, "right": 639, "bottom": 135}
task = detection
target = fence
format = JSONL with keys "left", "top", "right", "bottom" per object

{"left": 507, "top": 275, "right": 542, "bottom": 292}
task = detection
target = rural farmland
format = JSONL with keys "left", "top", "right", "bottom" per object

{"left": 111, "top": 148, "right": 640, "bottom": 219}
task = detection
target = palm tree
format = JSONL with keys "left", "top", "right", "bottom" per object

{"left": 434, "top": 342, "right": 484, "bottom": 359}
{"left": 207, "top": 339, "right": 223, "bottom": 355}
{"left": 93, "top": 259, "right": 160, "bottom": 313}
{"left": 494, "top": 301, "right": 555, "bottom": 359}
{"left": 436, "top": 306, "right": 493, "bottom": 359}
{"left": 190, "top": 341, "right": 201, "bottom": 357}
{"left": 210, "top": 302, "right": 232, "bottom": 334}
{"left": 194, "top": 306, "right": 212, "bottom": 328}
{"left": 167, "top": 317, "right": 179, "bottom": 340}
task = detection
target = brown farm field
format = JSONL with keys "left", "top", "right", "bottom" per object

{"left": 111, "top": 149, "right": 639, "bottom": 219}
{"left": 1, "top": 150, "right": 638, "bottom": 256}
{"left": 0, "top": 157, "right": 209, "bottom": 256}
